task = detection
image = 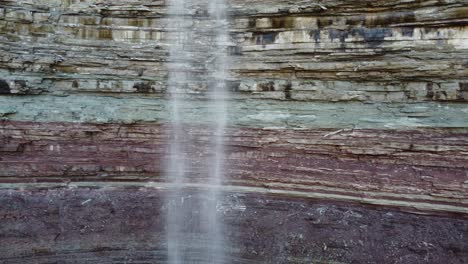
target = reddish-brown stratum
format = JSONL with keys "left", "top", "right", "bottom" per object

{"left": 1, "top": 120, "right": 467, "bottom": 214}
{"left": 0, "top": 121, "right": 467, "bottom": 263}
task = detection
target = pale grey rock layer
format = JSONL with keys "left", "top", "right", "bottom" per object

{"left": 1, "top": 95, "right": 467, "bottom": 128}
{"left": 0, "top": 0, "right": 467, "bottom": 107}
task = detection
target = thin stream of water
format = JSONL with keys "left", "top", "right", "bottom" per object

{"left": 166, "top": 0, "right": 191, "bottom": 263}
{"left": 165, "top": 0, "right": 229, "bottom": 263}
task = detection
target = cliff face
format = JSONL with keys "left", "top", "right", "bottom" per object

{"left": 1, "top": 0, "right": 467, "bottom": 102}
{"left": 0, "top": 0, "right": 467, "bottom": 263}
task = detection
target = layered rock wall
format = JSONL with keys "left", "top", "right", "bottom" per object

{"left": 0, "top": 0, "right": 467, "bottom": 263}
{"left": 0, "top": 0, "right": 467, "bottom": 101}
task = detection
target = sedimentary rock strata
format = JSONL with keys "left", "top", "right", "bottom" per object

{"left": 1, "top": 121, "right": 467, "bottom": 216}
{"left": 0, "top": 0, "right": 467, "bottom": 263}
{"left": 0, "top": 0, "right": 467, "bottom": 100}
{"left": 1, "top": 188, "right": 467, "bottom": 263}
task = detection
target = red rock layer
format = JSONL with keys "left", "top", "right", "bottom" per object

{"left": 1, "top": 120, "right": 467, "bottom": 216}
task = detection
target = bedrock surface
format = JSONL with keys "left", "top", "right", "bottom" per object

{"left": 0, "top": 0, "right": 467, "bottom": 102}
{"left": 1, "top": 0, "right": 467, "bottom": 263}
{"left": 0, "top": 187, "right": 467, "bottom": 264}
{"left": 0, "top": 95, "right": 467, "bottom": 128}
{"left": 1, "top": 120, "right": 467, "bottom": 216}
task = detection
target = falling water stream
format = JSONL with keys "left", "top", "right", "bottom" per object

{"left": 165, "top": 0, "right": 229, "bottom": 263}
{"left": 165, "top": 0, "right": 190, "bottom": 262}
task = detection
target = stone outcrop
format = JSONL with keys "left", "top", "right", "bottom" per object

{"left": 1, "top": 121, "right": 467, "bottom": 216}
{"left": 1, "top": 188, "right": 467, "bottom": 264}
{"left": 0, "top": 0, "right": 467, "bottom": 101}
{"left": 0, "top": 0, "right": 467, "bottom": 263}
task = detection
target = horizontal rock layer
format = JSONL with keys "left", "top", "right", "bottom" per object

{"left": 1, "top": 95, "right": 467, "bottom": 128}
{"left": 0, "top": 188, "right": 467, "bottom": 264}
{"left": 1, "top": 120, "right": 467, "bottom": 216}
{"left": 1, "top": 0, "right": 467, "bottom": 263}
{"left": 0, "top": 0, "right": 467, "bottom": 102}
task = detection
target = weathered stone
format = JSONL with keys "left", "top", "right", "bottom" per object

{"left": 1, "top": 95, "right": 467, "bottom": 128}
{"left": 0, "top": 121, "right": 466, "bottom": 216}
{"left": 0, "top": 79, "right": 10, "bottom": 94}
{"left": 0, "top": 0, "right": 466, "bottom": 101}
{"left": 0, "top": 0, "right": 467, "bottom": 262}
{"left": 0, "top": 188, "right": 467, "bottom": 263}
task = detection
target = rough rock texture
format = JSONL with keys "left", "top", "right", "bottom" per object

{"left": 1, "top": 121, "right": 467, "bottom": 216}
{"left": 0, "top": 0, "right": 467, "bottom": 101}
{"left": 1, "top": 188, "right": 467, "bottom": 264}
{"left": 2, "top": 95, "right": 468, "bottom": 128}
{"left": 0, "top": 0, "right": 467, "bottom": 263}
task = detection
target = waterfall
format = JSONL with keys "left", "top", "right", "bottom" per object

{"left": 204, "top": 0, "right": 229, "bottom": 262}
{"left": 165, "top": 0, "right": 229, "bottom": 263}
{"left": 165, "top": 0, "right": 189, "bottom": 262}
